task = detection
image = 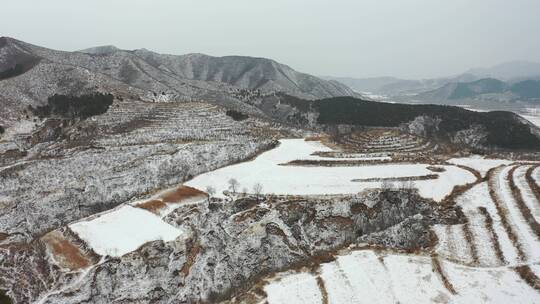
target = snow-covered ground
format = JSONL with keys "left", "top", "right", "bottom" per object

{"left": 521, "top": 107, "right": 540, "bottom": 128}
{"left": 264, "top": 272, "right": 323, "bottom": 304}
{"left": 522, "top": 114, "right": 540, "bottom": 128}
{"left": 434, "top": 182, "right": 520, "bottom": 266}
{"left": 496, "top": 166, "right": 540, "bottom": 262}
{"left": 448, "top": 156, "right": 513, "bottom": 177}
{"left": 70, "top": 205, "right": 183, "bottom": 257}
{"left": 185, "top": 139, "right": 475, "bottom": 201}
{"left": 262, "top": 249, "right": 540, "bottom": 304}
{"left": 514, "top": 166, "right": 540, "bottom": 224}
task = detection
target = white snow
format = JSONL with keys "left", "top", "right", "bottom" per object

{"left": 514, "top": 166, "right": 540, "bottom": 224}
{"left": 185, "top": 139, "right": 475, "bottom": 201}
{"left": 448, "top": 156, "right": 513, "bottom": 177}
{"left": 432, "top": 224, "right": 475, "bottom": 265}
{"left": 444, "top": 260, "right": 540, "bottom": 304}
{"left": 264, "top": 249, "right": 540, "bottom": 304}
{"left": 496, "top": 166, "right": 540, "bottom": 262}
{"left": 453, "top": 182, "right": 519, "bottom": 265}
{"left": 70, "top": 205, "right": 183, "bottom": 257}
{"left": 320, "top": 250, "right": 398, "bottom": 303}
{"left": 521, "top": 114, "right": 540, "bottom": 128}
{"left": 264, "top": 272, "right": 322, "bottom": 304}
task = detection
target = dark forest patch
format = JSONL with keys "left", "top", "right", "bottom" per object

{"left": 0, "top": 56, "right": 41, "bottom": 81}
{"left": 31, "top": 93, "right": 114, "bottom": 120}
{"left": 226, "top": 110, "right": 249, "bottom": 121}
{"left": 275, "top": 95, "right": 540, "bottom": 151}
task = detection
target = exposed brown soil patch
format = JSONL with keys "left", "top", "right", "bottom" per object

{"left": 352, "top": 174, "right": 438, "bottom": 183}
{"left": 318, "top": 216, "right": 354, "bottom": 228}
{"left": 136, "top": 186, "right": 207, "bottom": 214}
{"left": 487, "top": 167, "right": 526, "bottom": 261}
{"left": 180, "top": 239, "right": 201, "bottom": 278}
{"left": 281, "top": 159, "right": 402, "bottom": 167}
{"left": 41, "top": 231, "right": 91, "bottom": 271}
{"left": 161, "top": 186, "right": 206, "bottom": 203}
{"left": 431, "top": 254, "right": 457, "bottom": 295}
{"left": 461, "top": 223, "right": 479, "bottom": 265}
{"left": 515, "top": 265, "right": 540, "bottom": 290}
{"left": 316, "top": 276, "right": 329, "bottom": 304}
{"left": 136, "top": 199, "right": 167, "bottom": 214}
{"left": 477, "top": 207, "right": 506, "bottom": 264}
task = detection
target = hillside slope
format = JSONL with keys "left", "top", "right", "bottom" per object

{"left": 416, "top": 78, "right": 540, "bottom": 104}
{"left": 255, "top": 94, "right": 540, "bottom": 151}
{"left": 0, "top": 37, "right": 358, "bottom": 129}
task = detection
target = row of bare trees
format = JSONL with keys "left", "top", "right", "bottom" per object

{"left": 204, "top": 177, "right": 414, "bottom": 199}
{"left": 205, "top": 178, "right": 264, "bottom": 198}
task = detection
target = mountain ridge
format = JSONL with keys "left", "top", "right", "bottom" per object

{"left": 326, "top": 61, "right": 540, "bottom": 96}
{"left": 0, "top": 36, "right": 358, "bottom": 127}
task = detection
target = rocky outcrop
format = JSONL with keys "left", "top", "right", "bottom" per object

{"left": 1, "top": 189, "right": 462, "bottom": 303}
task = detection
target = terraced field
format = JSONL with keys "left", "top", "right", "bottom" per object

{"left": 0, "top": 99, "right": 281, "bottom": 235}
{"left": 224, "top": 157, "right": 540, "bottom": 303}
{"left": 4, "top": 118, "right": 540, "bottom": 303}
{"left": 333, "top": 129, "right": 439, "bottom": 161}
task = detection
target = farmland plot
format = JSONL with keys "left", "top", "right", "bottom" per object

{"left": 185, "top": 139, "right": 475, "bottom": 201}
{"left": 258, "top": 249, "right": 540, "bottom": 304}
{"left": 69, "top": 205, "right": 184, "bottom": 257}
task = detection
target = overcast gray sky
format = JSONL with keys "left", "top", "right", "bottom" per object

{"left": 2, "top": 0, "right": 539, "bottom": 79}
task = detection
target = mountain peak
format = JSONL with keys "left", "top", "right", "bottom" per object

{"left": 467, "top": 60, "right": 540, "bottom": 80}
{"left": 79, "top": 45, "right": 121, "bottom": 55}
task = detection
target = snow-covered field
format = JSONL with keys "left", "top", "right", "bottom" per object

{"left": 70, "top": 205, "right": 183, "bottom": 257}
{"left": 262, "top": 249, "right": 540, "bottom": 304}
{"left": 448, "top": 156, "right": 512, "bottom": 177}
{"left": 496, "top": 166, "right": 540, "bottom": 261}
{"left": 185, "top": 139, "right": 475, "bottom": 201}
{"left": 433, "top": 182, "right": 520, "bottom": 266}
{"left": 521, "top": 107, "right": 540, "bottom": 128}
{"left": 522, "top": 114, "right": 540, "bottom": 128}
{"left": 264, "top": 272, "right": 323, "bottom": 304}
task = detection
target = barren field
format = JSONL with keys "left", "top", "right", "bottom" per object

{"left": 185, "top": 138, "right": 476, "bottom": 201}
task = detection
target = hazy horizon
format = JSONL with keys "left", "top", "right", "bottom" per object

{"left": 2, "top": 0, "right": 539, "bottom": 79}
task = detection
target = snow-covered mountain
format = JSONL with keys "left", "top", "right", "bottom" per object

{"left": 0, "top": 36, "right": 359, "bottom": 128}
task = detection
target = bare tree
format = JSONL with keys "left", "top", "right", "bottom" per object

{"left": 398, "top": 180, "right": 414, "bottom": 191}
{"left": 381, "top": 179, "right": 394, "bottom": 191}
{"left": 228, "top": 178, "right": 240, "bottom": 193}
{"left": 241, "top": 187, "right": 248, "bottom": 197}
{"left": 205, "top": 186, "right": 216, "bottom": 198}
{"left": 253, "top": 183, "right": 263, "bottom": 197}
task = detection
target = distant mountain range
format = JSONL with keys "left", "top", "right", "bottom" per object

{"left": 414, "top": 78, "right": 540, "bottom": 104}
{"left": 0, "top": 37, "right": 357, "bottom": 125}
{"left": 466, "top": 61, "right": 540, "bottom": 80}
{"left": 326, "top": 61, "right": 540, "bottom": 97}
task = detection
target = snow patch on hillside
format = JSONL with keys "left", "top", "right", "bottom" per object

{"left": 70, "top": 205, "right": 183, "bottom": 257}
